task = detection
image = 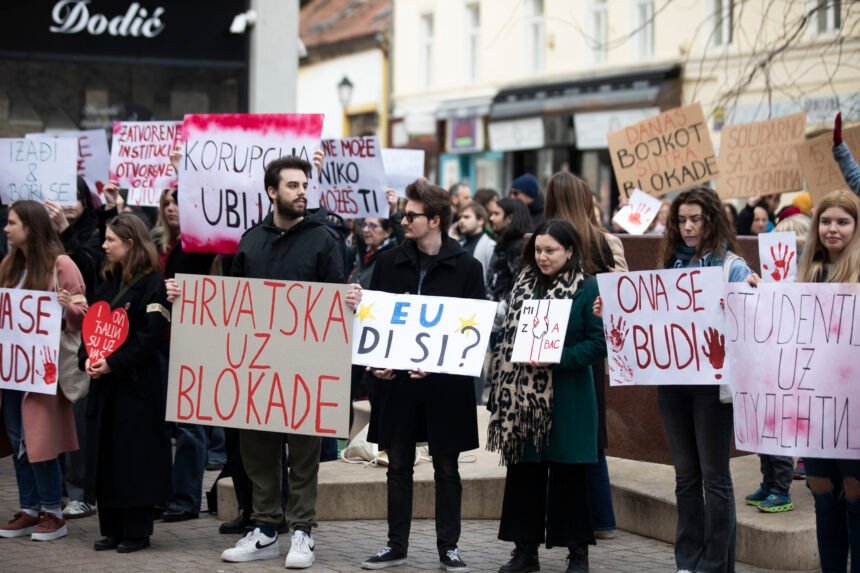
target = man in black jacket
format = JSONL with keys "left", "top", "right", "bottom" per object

{"left": 221, "top": 156, "right": 345, "bottom": 568}
{"left": 359, "top": 180, "right": 485, "bottom": 573}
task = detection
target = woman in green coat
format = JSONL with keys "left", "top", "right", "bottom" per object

{"left": 487, "top": 219, "right": 606, "bottom": 573}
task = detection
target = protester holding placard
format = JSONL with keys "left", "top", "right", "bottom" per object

{"left": 0, "top": 200, "right": 87, "bottom": 541}
{"left": 81, "top": 213, "right": 171, "bottom": 553}
{"left": 487, "top": 198, "right": 531, "bottom": 334}
{"left": 795, "top": 189, "right": 860, "bottom": 573}
{"left": 487, "top": 219, "right": 605, "bottom": 573}
{"left": 355, "top": 179, "right": 485, "bottom": 573}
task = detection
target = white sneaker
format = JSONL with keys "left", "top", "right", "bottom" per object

{"left": 62, "top": 501, "right": 96, "bottom": 519}
{"left": 285, "top": 530, "right": 315, "bottom": 568}
{"left": 221, "top": 528, "right": 280, "bottom": 562}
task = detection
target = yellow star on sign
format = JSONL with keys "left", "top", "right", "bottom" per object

{"left": 357, "top": 302, "right": 376, "bottom": 322}
{"left": 457, "top": 314, "right": 478, "bottom": 333}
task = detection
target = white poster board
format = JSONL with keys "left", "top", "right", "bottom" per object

{"left": 382, "top": 148, "right": 425, "bottom": 196}
{"left": 612, "top": 189, "right": 663, "bottom": 235}
{"left": 0, "top": 289, "right": 62, "bottom": 395}
{"left": 511, "top": 299, "right": 572, "bottom": 363}
{"left": 0, "top": 138, "right": 77, "bottom": 205}
{"left": 313, "top": 136, "right": 388, "bottom": 219}
{"left": 759, "top": 231, "right": 798, "bottom": 283}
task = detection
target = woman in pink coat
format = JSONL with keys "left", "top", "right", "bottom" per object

{"left": 0, "top": 200, "right": 87, "bottom": 542}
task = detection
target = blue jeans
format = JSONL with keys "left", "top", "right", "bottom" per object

{"left": 586, "top": 449, "right": 616, "bottom": 531}
{"left": 168, "top": 423, "right": 206, "bottom": 513}
{"left": 206, "top": 426, "right": 227, "bottom": 466}
{"left": 1, "top": 390, "right": 63, "bottom": 510}
{"left": 658, "top": 385, "right": 736, "bottom": 573}
{"left": 804, "top": 457, "right": 860, "bottom": 573}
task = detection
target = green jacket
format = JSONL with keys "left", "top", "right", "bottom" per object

{"left": 521, "top": 276, "right": 606, "bottom": 464}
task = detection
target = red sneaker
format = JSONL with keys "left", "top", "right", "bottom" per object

{"left": 31, "top": 513, "right": 68, "bottom": 541}
{"left": 0, "top": 512, "right": 40, "bottom": 538}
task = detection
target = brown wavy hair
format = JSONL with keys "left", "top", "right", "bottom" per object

{"left": 797, "top": 190, "right": 860, "bottom": 283}
{"left": 0, "top": 200, "right": 65, "bottom": 290}
{"left": 103, "top": 213, "right": 160, "bottom": 283}
{"left": 658, "top": 187, "right": 739, "bottom": 269}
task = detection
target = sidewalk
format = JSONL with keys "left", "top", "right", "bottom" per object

{"left": 0, "top": 458, "right": 808, "bottom": 573}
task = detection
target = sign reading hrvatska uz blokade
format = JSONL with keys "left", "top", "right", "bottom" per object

{"left": 726, "top": 283, "right": 860, "bottom": 460}
{"left": 166, "top": 274, "right": 353, "bottom": 437}
{"left": 596, "top": 268, "right": 728, "bottom": 386}
{"left": 178, "top": 114, "right": 324, "bottom": 254}
{"left": 0, "top": 288, "right": 63, "bottom": 396}
{"left": 0, "top": 137, "right": 77, "bottom": 205}
{"left": 607, "top": 103, "right": 717, "bottom": 198}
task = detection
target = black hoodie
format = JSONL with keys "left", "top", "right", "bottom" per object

{"left": 59, "top": 209, "right": 103, "bottom": 301}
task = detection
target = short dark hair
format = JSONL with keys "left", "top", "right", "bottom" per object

{"left": 474, "top": 188, "right": 499, "bottom": 208}
{"left": 496, "top": 197, "right": 532, "bottom": 243}
{"left": 405, "top": 179, "right": 453, "bottom": 235}
{"left": 463, "top": 202, "right": 488, "bottom": 223}
{"left": 264, "top": 156, "right": 311, "bottom": 191}
{"left": 523, "top": 219, "right": 585, "bottom": 280}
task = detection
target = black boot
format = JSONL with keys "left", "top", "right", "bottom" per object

{"left": 498, "top": 542, "right": 540, "bottom": 573}
{"left": 565, "top": 543, "right": 588, "bottom": 573}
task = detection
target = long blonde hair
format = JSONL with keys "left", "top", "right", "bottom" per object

{"left": 797, "top": 190, "right": 860, "bottom": 283}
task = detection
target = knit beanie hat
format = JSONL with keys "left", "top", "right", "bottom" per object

{"left": 511, "top": 173, "right": 539, "bottom": 199}
{"left": 792, "top": 192, "right": 813, "bottom": 215}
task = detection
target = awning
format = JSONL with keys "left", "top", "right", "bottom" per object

{"left": 435, "top": 95, "right": 494, "bottom": 120}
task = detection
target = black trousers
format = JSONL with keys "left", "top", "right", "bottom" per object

{"left": 499, "top": 462, "right": 594, "bottom": 548}
{"left": 98, "top": 506, "right": 154, "bottom": 539}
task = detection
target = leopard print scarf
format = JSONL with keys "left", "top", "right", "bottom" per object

{"left": 486, "top": 265, "right": 584, "bottom": 465}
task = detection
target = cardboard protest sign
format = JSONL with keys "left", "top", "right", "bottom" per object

{"left": 0, "top": 288, "right": 62, "bottom": 395}
{"left": 82, "top": 302, "right": 130, "bottom": 361}
{"left": 716, "top": 113, "right": 806, "bottom": 199}
{"left": 759, "top": 231, "right": 798, "bottom": 283}
{"left": 110, "top": 121, "right": 180, "bottom": 205}
{"left": 608, "top": 103, "right": 717, "bottom": 198}
{"left": 382, "top": 148, "right": 425, "bottom": 196}
{"left": 313, "top": 136, "right": 388, "bottom": 219}
{"left": 726, "top": 282, "right": 860, "bottom": 459}
{"left": 28, "top": 130, "right": 110, "bottom": 201}
{"left": 511, "top": 299, "right": 572, "bottom": 363}
{"left": 0, "top": 138, "right": 77, "bottom": 205}
{"left": 795, "top": 124, "right": 860, "bottom": 204}
{"left": 166, "top": 274, "right": 352, "bottom": 437}
{"left": 596, "top": 268, "right": 728, "bottom": 386}
{"left": 612, "top": 189, "right": 662, "bottom": 235}
{"left": 352, "top": 290, "right": 497, "bottom": 377}
{"left": 179, "top": 114, "right": 324, "bottom": 253}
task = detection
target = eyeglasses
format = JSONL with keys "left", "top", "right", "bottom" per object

{"left": 402, "top": 211, "right": 429, "bottom": 223}
{"left": 362, "top": 221, "right": 381, "bottom": 230}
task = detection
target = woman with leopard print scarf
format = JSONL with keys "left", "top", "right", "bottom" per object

{"left": 487, "top": 219, "right": 606, "bottom": 573}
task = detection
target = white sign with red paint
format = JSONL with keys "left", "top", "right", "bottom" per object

{"left": 312, "top": 136, "right": 389, "bottom": 219}
{"left": 759, "top": 231, "right": 798, "bottom": 283}
{"left": 179, "top": 114, "right": 324, "bottom": 253}
{"left": 511, "top": 299, "right": 572, "bottom": 364}
{"left": 110, "top": 121, "right": 180, "bottom": 204}
{"left": 596, "top": 268, "right": 729, "bottom": 386}
{"left": 82, "top": 302, "right": 130, "bottom": 361}
{"left": 0, "top": 288, "right": 62, "bottom": 395}
{"left": 612, "top": 188, "right": 663, "bottom": 235}
{"left": 726, "top": 282, "right": 860, "bottom": 459}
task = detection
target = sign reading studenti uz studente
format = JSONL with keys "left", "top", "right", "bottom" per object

{"left": 0, "top": 137, "right": 77, "bottom": 205}
{"left": 312, "top": 136, "right": 388, "bottom": 219}
{"left": 110, "top": 121, "right": 181, "bottom": 206}
{"left": 726, "top": 283, "right": 860, "bottom": 459}
{"left": 596, "top": 268, "right": 728, "bottom": 386}
{"left": 179, "top": 114, "right": 324, "bottom": 253}
{"left": 511, "top": 299, "right": 572, "bottom": 364}
{"left": 607, "top": 103, "right": 717, "bottom": 198}
{"left": 166, "top": 274, "right": 353, "bottom": 437}
{"left": 352, "top": 291, "right": 497, "bottom": 377}
{"left": 0, "top": 288, "right": 62, "bottom": 396}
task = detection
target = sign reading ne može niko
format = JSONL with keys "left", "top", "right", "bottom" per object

{"left": 312, "top": 136, "right": 388, "bottom": 219}
{"left": 726, "top": 283, "right": 860, "bottom": 460}
{"left": 179, "top": 114, "right": 324, "bottom": 254}
{"left": 596, "top": 268, "right": 728, "bottom": 386}
{"left": 0, "top": 288, "right": 62, "bottom": 396}
{"left": 110, "top": 121, "right": 180, "bottom": 206}
{"left": 166, "top": 274, "right": 352, "bottom": 437}
{"left": 352, "top": 291, "right": 497, "bottom": 377}
{"left": 607, "top": 103, "right": 717, "bottom": 197}
{"left": 0, "top": 137, "right": 77, "bottom": 205}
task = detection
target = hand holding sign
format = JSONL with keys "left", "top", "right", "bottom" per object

{"left": 83, "top": 301, "right": 130, "bottom": 362}
{"left": 612, "top": 189, "right": 662, "bottom": 234}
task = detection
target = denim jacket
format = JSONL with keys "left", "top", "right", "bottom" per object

{"left": 833, "top": 142, "right": 860, "bottom": 196}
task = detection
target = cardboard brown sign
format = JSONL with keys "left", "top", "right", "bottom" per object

{"left": 608, "top": 103, "right": 717, "bottom": 197}
{"left": 795, "top": 124, "right": 860, "bottom": 204}
{"left": 716, "top": 113, "right": 806, "bottom": 199}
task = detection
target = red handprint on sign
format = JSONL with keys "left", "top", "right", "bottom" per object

{"left": 40, "top": 347, "right": 58, "bottom": 385}
{"left": 627, "top": 203, "right": 652, "bottom": 226}
{"left": 761, "top": 242, "right": 796, "bottom": 281}
{"left": 609, "top": 354, "right": 634, "bottom": 384}
{"left": 604, "top": 314, "right": 629, "bottom": 353}
{"left": 701, "top": 327, "right": 726, "bottom": 380}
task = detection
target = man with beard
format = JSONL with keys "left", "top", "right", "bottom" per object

{"left": 221, "top": 156, "right": 345, "bottom": 567}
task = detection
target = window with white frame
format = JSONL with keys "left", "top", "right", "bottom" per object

{"left": 420, "top": 13, "right": 434, "bottom": 88}
{"left": 525, "top": 0, "right": 545, "bottom": 73}
{"left": 713, "top": 0, "right": 733, "bottom": 46}
{"left": 465, "top": 2, "right": 480, "bottom": 82}
{"left": 634, "top": 0, "right": 654, "bottom": 58}
{"left": 591, "top": 0, "right": 608, "bottom": 64}
{"left": 812, "top": 0, "right": 842, "bottom": 34}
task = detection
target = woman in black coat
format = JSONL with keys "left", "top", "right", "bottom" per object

{"left": 80, "top": 214, "right": 171, "bottom": 553}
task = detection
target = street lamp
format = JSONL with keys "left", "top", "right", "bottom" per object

{"left": 337, "top": 76, "right": 354, "bottom": 136}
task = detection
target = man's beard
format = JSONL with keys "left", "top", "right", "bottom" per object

{"left": 275, "top": 196, "right": 305, "bottom": 220}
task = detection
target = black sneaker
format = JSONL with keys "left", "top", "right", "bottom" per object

{"left": 440, "top": 548, "right": 470, "bottom": 573}
{"left": 361, "top": 546, "right": 408, "bottom": 569}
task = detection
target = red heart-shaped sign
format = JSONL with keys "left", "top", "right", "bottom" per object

{"left": 83, "top": 301, "right": 130, "bottom": 361}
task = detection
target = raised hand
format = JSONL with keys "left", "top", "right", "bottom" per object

{"left": 102, "top": 180, "right": 120, "bottom": 209}
{"left": 701, "top": 327, "right": 726, "bottom": 379}
{"left": 834, "top": 111, "right": 843, "bottom": 147}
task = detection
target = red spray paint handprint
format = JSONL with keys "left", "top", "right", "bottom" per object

{"left": 701, "top": 327, "right": 726, "bottom": 380}
{"left": 40, "top": 347, "right": 58, "bottom": 385}
{"left": 609, "top": 354, "right": 634, "bottom": 384}
{"left": 761, "top": 242, "right": 796, "bottom": 281}
{"left": 627, "top": 203, "right": 652, "bottom": 226}
{"left": 604, "top": 314, "right": 629, "bottom": 353}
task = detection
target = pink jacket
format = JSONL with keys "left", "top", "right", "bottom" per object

{"left": 0, "top": 254, "right": 87, "bottom": 462}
